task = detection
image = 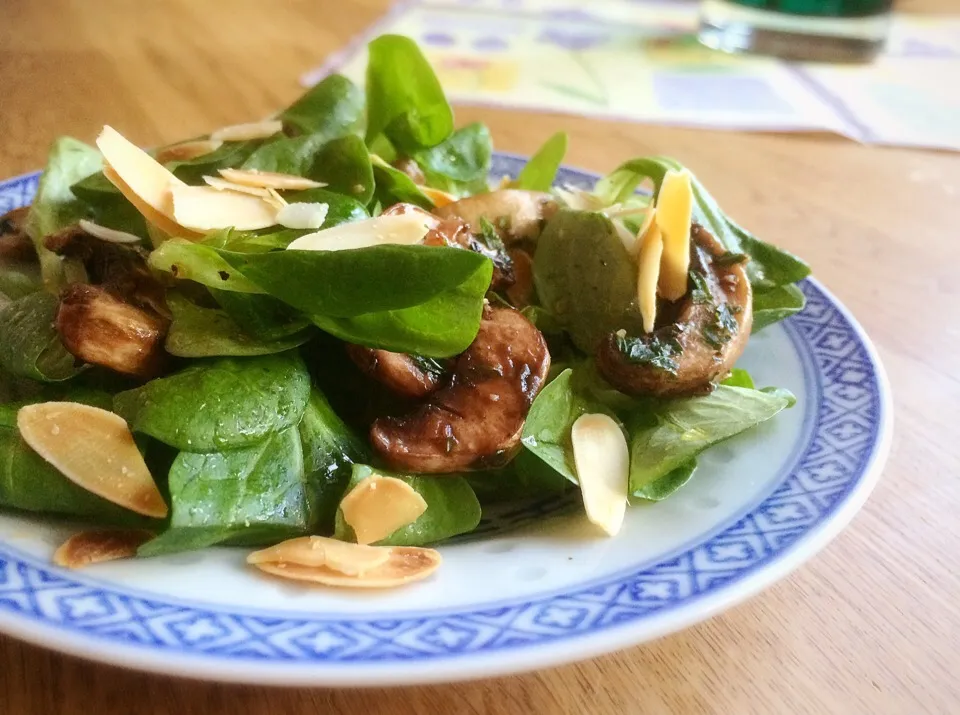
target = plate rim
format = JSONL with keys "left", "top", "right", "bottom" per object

{"left": 0, "top": 160, "right": 892, "bottom": 685}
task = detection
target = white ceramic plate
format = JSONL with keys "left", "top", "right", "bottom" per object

{"left": 0, "top": 156, "right": 891, "bottom": 686}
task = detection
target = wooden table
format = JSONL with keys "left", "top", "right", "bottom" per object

{"left": 1, "top": 1, "right": 958, "bottom": 712}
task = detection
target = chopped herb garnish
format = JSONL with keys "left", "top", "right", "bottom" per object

{"left": 714, "top": 252, "right": 749, "bottom": 267}
{"left": 409, "top": 354, "right": 448, "bottom": 378}
{"left": 702, "top": 302, "right": 739, "bottom": 349}
{"left": 615, "top": 329, "right": 683, "bottom": 374}
{"left": 477, "top": 216, "right": 507, "bottom": 253}
{"left": 689, "top": 271, "right": 713, "bottom": 304}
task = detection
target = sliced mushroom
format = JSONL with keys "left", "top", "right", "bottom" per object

{"left": 370, "top": 304, "right": 550, "bottom": 473}
{"left": 596, "top": 224, "right": 752, "bottom": 397}
{"left": 56, "top": 284, "right": 168, "bottom": 379}
{"left": 391, "top": 156, "right": 426, "bottom": 185}
{"left": 433, "top": 190, "right": 558, "bottom": 243}
{"left": 345, "top": 344, "right": 449, "bottom": 400}
{"left": 505, "top": 247, "right": 534, "bottom": 308}
{"left": 0, "top": 206, "right": 35, "bottom": 262}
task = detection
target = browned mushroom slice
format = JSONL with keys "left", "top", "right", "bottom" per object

{"left": 370, "top": 305, "right": 550, "bottom": 473}
{"left": 0, "top": 206, "right": 35, "bottom": 262}
{"left": 596, "top": 224, "right": 753, "bottom": 397}
{"left": 505, "top": 247, "right": 534, "bottom": 308}
{"left": 345, "top": 344, "right": 449, "bottom": 400}
{"left": 433, "top": 190, "right": 558, "bottom": 243}
{"left": 391, "top": 156, "right": 426, "bottom": 185}
{"left": 57, "top": 284, "right": 168, "bottom": 378}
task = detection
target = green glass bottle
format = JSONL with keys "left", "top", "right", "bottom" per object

{"left": 699, "top": 0, "right": 894, "bottom": 61}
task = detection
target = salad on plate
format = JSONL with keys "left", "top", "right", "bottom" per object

{"left": 0, "top": 35, "right": 810, "bottom": 589}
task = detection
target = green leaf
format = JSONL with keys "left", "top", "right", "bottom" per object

{"left": 627, "top": 385, "right": 794, "bottom": 496}
{"left": 370, "top": 157, "right": 435, "bottom": 210}
{"left": 631, "top": 459, "right": 697, "bottom": 502}
{"left": 365, "top": 34, "right": 454, "bottom": 153}
{"left": 731, "top": 226, "right": 810, "bottom": 289}
{"left": 165, "top": 139, "right": 264, "bottom": 184}
{"left": 240, "top": 133, "right": 330, "bottom": 177}
{"left": 285, "top": 187, "right": 370, "bottom": 227}
{"left": 309, "top": 135, "right": 375, "bottom": 204}
{"left": 752, "top": 283, "right": 807, "bottom": 332}
{"left": 721, "top": 368, "right": 755, "bottom": 389}
{"left": 278, "top": 73, "right": 365, "bottom": 137}
{"left": 139, "top": 426, "right": 307, "bottom": 556}
{"left": 533, "top": 209, "right": 644, "bottom": 352}
{"left": 218, "top": 244, "right": 491, "bottom": 318}
{"left": 210, "top": 289, "right": 311, "bottom": 341}
{"left": 333, "top": 464, "right": 481, "bottom": 546}
{"left": 514, "top": 131, "right": 567, "bottom": 191}
{"left": 149, "top": 239, "right": 265, "bottom": 293}
{"left": 70, "top": 170, "right": 148, "bottom": 239}
{"left": 0, "top": 292, "right": 84, "bottom": 382}
{"left": 26, "top": 137, "right": 104, "bottom": 288}
{"left": 0, "top": 402, "right": 153, "bottom": 525}
{"left": 0, "top": 257, "right": 42, "bottom": 300}
{"left": 164, "top": 293, "right": 311, "bottom": 358}
{"left": 413, "top": 122, "right": 492, "bottom": 195}
{"left": 467, "top": 449, "right": 572, "bottom": 504}
{"left": 114, "top": 353, "right": 311, "bottom": 452}
{"left": 298, "top": 388, "right": 367, "bottom": 534}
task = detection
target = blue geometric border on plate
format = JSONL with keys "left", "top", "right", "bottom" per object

{"left": 0, "top": 161, "right": 882, "bottom": 663}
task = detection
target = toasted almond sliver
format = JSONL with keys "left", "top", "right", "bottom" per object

{"left": 571, "top": 413, "right": 629, "bottom": 537}
{"left": 340, "top": 475, "right": 428, "bottom": 545}
{"left": 210, "top": 120, "right": 283, "bottom": 142}
{"left": 17, "top": 403, "right": 168, "bottom": 518}
{"left": 53, "top": 529, "right": 153, "bottom": 569}
{"left": 655, "top": 169, "right": 693, "bottom": 301}
{"left": 554, "top": 185, "right": 606, "bottom": 212}
{"left": 155, "top": 139, "right": 223, "bottom": 164}
{"left": 419, "top": 186, "right": 454, "bottom": 207}
{"left": 637, "top": 222, "right": 664, "bottom": 334}
{"left": 96, "top": 126, "right": 184, "bottom": 215}
{"left": 247, "top": 536, "right": 390, "bottom": 576}
{"left": 252, "top": 545, "right": 441, "bottom": 589}
{"left": 265, "top": 188, "right": 288, "bottom": 211}
{"left": 78, "top": 219, "right": 142, "bottom": 245}
{"left": 202, "top": 175, "right": 272, "bottom": 197}
{"left": 170, "top": 184, "right": 278, "bottom": 231}
{"left": 287, "top": 212, "right": 433, "bottom": 252}
{"left": 276, "top": 202, "right": 329, "bottom": 230}
{"left": 102, "top": 165, "right": 200, "bottom": 241}
{"left": 218, "top": 168, "right": 325, "bottom": 191}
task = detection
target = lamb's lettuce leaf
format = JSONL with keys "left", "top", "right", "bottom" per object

{"left": 413, "top": 122, "right": 492, "bottom": 196}
{"left": 165, "top": 139, "right": 263, "bottom": 185}
{"left": 309, "top": 134, "right": 375, "bottom": 204}
{"left": 0, "top": 292, "right": 84, "bottom": 382}
{"left": 514, "top": 131, "right": 567, "bottom": 191}
{"left": 278, "top": 73, "right": 364, "bottom": 137}
{"left": 149, "top": 239, "right": 265, "bottom": 293}
{"left": 210, "top": 290, "right": 311, "bottom": 341}
{"left": 370, "top": 156, "right": 435, "bottom": 210}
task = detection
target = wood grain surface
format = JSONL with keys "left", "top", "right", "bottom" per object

{"left": 1, "top": 1, "right": 958, "bottom": 713}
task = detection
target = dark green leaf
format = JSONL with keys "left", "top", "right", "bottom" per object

{"left": 370, "top": 157, "right": 435, "bottom": 210}
{"left": 0, "top": 257, "right": 42, "bottom": 300}
{"left": 752, "top": 283, "right": 807, "bottom": 332}
{"left": 333, "top": 464, "right": 481, "bottom": 546}
{"left": 164, "top": 293, "right": 311, "bottom": 357}
{"left": 0, "top": 292, "right": 84, "bottom": 382}
{"left": 631, "top": 459, "right": 697, "bottom": 502}
{"left": 285, "top": 187, "right": 369, "bottom": 227}
{"left": 365, "top": 34, "right": 454, "bottom": 153}
{"left": 70, "top": 170, "right": 148, "bottom": 239}
{"left": 114, "top": 353, "right": 311, "bottom": 452}
{"left": 468, "top": 449, "right": 572, "bottom": 504}
{"left": 721, "top": 368, "right": 755, "bottom": 389}
{"left": 240, "top": 133, "right": 329, "bottom": 177}
{"left": 210, "top": 289, "right": 311, "bottom": 341}
{"left": 514, "top": 131, "right": 567, "bottom": 191}
{"left": 166, "top": 139, "right": 263, "bottom": 184}
{"left": 309, "top": 135, "right": 375, "bottom": 204}
{"left": 413, "top": 122, "right": 492, "bottom": 196}
{"left": 149, "top": 239, "right": 264, "bottom": 293}
{"left": 279, "top": 73, "right": 365, "bottom": 137}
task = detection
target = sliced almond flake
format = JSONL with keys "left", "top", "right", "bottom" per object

{"left": 252, "top": 545, "right": 441, "bottom": 589}
{"left": 53, "top": 529, "right": 153, "bottom": 569}
{"left": 248, "top": 536, "right": 390, "bottom": 576}
{"left": 612, "top": 218, "right": 639, "bottom": 257}
{"left": 202, "top": 175, "right": 272, "bottom": 197}
{"left": 287, "top": 211, "right": 433, "bottom": 252}
{"left": 78, "top": 219, "right": 142, "bottom": 245}
{"left": 265, "top": 188, "right": 288, "bottom": 211}
{"left": 554, "top": 185, "right": 606, "bottom": 212}
{"left": 637, "top": 221, "right": 664, "bottom": 333}
{"left": 571, "top": 413, "right": 629, "bottom": 537}
{"left": 210, "top": 120, "right": 283, "bottom": 142}
{"left": 276, "top": 202, "right": 329, "bottom": 230}
{"left": 655, "top": 169, "right": 693, "bottom": 301}
{"left": 419, "top": 186, "right": 455, "bottom": 207}
{"left": 340, "top": 475, "right": 428, "bottom": 545}
{"left": 101, "top": 165, "right": 197, "bottom": 240}
{"left": 218, "top": 168, "right": 325, "bottom": 191}
{"left": 18, "top": 403, "right": 168, "bottom": 518}
{"left": 96, "top": 126, "right": 184, "bottom": 215}
{"left": 170, "top": 184, "right": 278, "bottom": 231}
{"left": 155, "top": 139, "right": 223, "bottom": 164}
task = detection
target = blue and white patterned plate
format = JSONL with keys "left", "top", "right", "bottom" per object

{"left": 0, "top": 156, "right": 891, "bottom": 686}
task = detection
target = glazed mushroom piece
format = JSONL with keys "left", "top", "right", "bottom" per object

{"left": 345, "top": 345, "right": 449, "bottom": 400}
{"left": 370, "top": 304, "right": 550, "bottom": 473}
{"left": 0, "top": 206, "right": 35, "bottom": 262}
{"left": 596, "top": 224, "right": 753, "bottom": 397}
{"left": 433, "top": 189, "right": 558, "bottom": 243}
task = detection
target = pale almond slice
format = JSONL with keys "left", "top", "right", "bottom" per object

{"left": 287, "top": 212, "right": 433, "bottom": 252}
{"left": 102, "top": 165, "right": 199, "bottom": 240}
{"left": 218, "top": 168, "right": 325, "bottom": 191}
{"left": 571, "top": 413, "right": 629, "bottom": 537}
{"left": 202, "top": 175, "right": 272, "bottom": 197}
{"left": 96, "top": 126, "right": 184, "bottom": 216}
{"left": 419, "top": 186, "right": 455, "bottom": 207}
{"left": 264, "top": 188, "right": 288, "bottom": 211}
{"left": 612, "top": 218, "right": 639, "bottom": 257}
{"left": 17, "top": 403, "right": 168, "bottom": 518}
{"left": 636, "top": 211, "right": 663, "bottom": 334}
{"left": 78, "top": 219, "right": 141, "bottom": 245}
{"left": 170, "top": 184, "right": 278, "bottom": 231}
{"left": 210, "top": 120, "right": 283, "bottom": 142}
{"left": 340, "top": 475, "right": 428, "bottom": 545}
{"left": 655, "top": 169, "right": 693, "bottom": 301}
{"left": 554, "top": 185, "right": 606, "bottom": 211}
{"left": 155, "top": 139, "right": 223, "bottom": 164}
{"left": 247, "top": 536, "right": 390, "bottom": 576}
{"left": 53, "top": 529, "right": 153, "bottom": 569}
{"left": 252, "top": 545, "right": 441, "bottom": 589}
{"left": 276, "top": 202, "right": 329, "bottom": 230}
